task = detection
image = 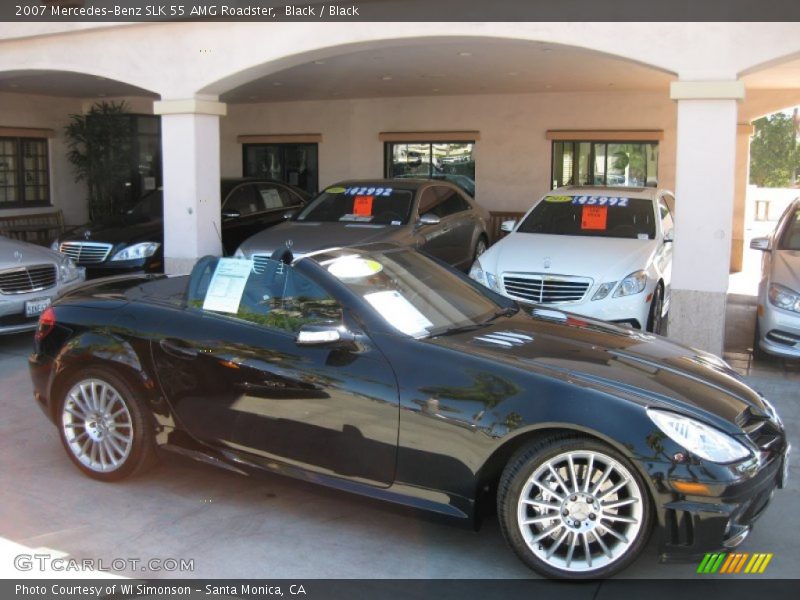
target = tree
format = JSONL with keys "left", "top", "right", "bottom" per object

{"left": 65, "top": 101, "right": 133, "bottom": 220}
{"left": 749, "top": 111, "right": 800, "bottom": 188}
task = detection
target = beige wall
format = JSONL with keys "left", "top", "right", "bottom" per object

{"left": 0, "top": 91, "right": 86, "bottom": 225}
{"left": 221, "top": 90, "right": 677, "bottom": 213}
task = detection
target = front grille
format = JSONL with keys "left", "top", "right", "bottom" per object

{"left": 59, "top": 241, "right": 113, "bottom": 264}
{"left": 0, "top": 264, "right": 57, "bottom": 294}
{"left": 502, "top": 273, "right": 592, "bottom": 304}
{"left": 738, "top": 407, "right": 784, "bottom": 460}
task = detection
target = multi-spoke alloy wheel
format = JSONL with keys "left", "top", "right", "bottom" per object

{"left": 56, "top": 369, "right": 156, "bottom": 481}
{"left": 498, "top": 436, "right": 652, "bottom": 578}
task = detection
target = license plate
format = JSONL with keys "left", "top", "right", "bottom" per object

{"left": 24, "top": 297, "right": 51, "bottom": 318}
{"left": 779, "top": 443, "right": 791, "bottom": 489}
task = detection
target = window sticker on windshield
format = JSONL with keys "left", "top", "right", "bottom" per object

{"left": 544, "top": 195, "right": 572, "bottom": 203}
{"left": 364, "top": 290, "right": 433, "bottom": 338}
{"left": 325, "top": 186, "right": 347, "bottom": 194}
{"left": 339, "top": 214, "right": 373, "bottom": 222}
{"left": 327, "top": 256, "right": 384, "bottom": 279}
{"left": 346, "top": 186, "right": 392, "bottom": 197}
{"left": 353, "top": 195, "right": 374, "bottom": 216}
{"left": 572, "top": 196, "right": 629, "bottom": 207}
{"left": 581, "top": 205, "right": 608, "bottom": 230}
{"left": 202, "top": 258, "right": 254, "bottom": 314}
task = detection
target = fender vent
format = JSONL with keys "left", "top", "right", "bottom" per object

{"left": 473, "top": 331, "right": 533, "bottom": 348}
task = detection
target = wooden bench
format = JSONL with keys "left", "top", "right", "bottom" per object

{"left": 488, "top": 210, "right": 524, "bottom": 244}
{"left": 0, "top": 209, "right": 64, "bottom": 246}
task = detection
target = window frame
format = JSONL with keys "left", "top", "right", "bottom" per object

{"left": 241, "top": 142, "right": 319, "bottom": 196}
{"left": 550, "top": 139, "right": 659, "bottom": 189}
{"left": 0, "top": 136, "right": 51, "bottom": 208}
{"left": 383, "top": 140, "right": 476, "bottom": 185}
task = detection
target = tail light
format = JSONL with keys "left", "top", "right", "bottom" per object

{"left": 35, "top": 307, "right": 56, "bottom": 342}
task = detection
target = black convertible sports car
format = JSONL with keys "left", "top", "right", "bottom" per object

{"left": 29, "top": 244, "right": 788, "bottom": 578}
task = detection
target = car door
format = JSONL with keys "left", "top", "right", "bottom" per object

{"left": 150, "top": 256, "right": 400, "bottom": 486}
{"left": 221, "top": 183, "right": 268, "bottom": 255}
{"left": 414, "top": 185, "right": 470, "bottom": 266}
{"left": 656, "top": 193, "right": 675, "bottom": 298}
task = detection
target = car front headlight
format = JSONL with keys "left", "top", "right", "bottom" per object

{"left": 768, "top": 282, "right": 800, "bottom": 313}
{"left": 592, "top": 281, "right": 617, "bottom": 301}
{"left": 647, "top": 408, "right": 751, "bottom": 463}
{"left": 110, "top": 242, "right": 160, "bottom": 262}
{"left": 469, "top": 260, "right": 500, "bottom": 292}
{"left": 613, "top": 270, "right": 648, "bottom": 297}
{"left": 50, "top": 240, "right": 60, "bottom": 252}
{"left": 233, "top": 247, "right": 246, "bottom": 259}
{"left": 57, "top": 255, "right": 81, "bottom": 283}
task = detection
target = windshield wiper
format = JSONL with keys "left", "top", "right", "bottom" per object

{"left": 428, "top": 322, "right": 488, "bottom": 338}
{"left": 484, "top": 306, "right": 519, "bottom": 322}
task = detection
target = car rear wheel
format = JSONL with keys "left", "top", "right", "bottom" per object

{"left": 497, "top": 435, "right": 652, "bottom": 579}
{"left": 57, "top": 368, "right": 157, "bottom": 481}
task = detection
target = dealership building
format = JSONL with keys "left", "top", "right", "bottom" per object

{"left": 1, "top": 19, "right": 800, "bottom": 354}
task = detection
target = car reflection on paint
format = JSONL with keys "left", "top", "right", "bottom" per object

{"left": 29, "top": 243, "right": 787, "bottom": 578}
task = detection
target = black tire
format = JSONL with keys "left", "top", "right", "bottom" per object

{"left": 497, "top": 435, "right": 653, "bottom": 579}
{"left": 55, "top": 367, "right": 158, "bottom": 482}
{"left": 752, "top": 318, "right": 768, "bottom": 362}
{"left": 646, "top": 284, "right": 664, "bottom": 334}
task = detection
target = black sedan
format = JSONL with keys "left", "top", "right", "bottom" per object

{"left": 236, "top": 179, "right": 490, "bottom": 272}
{"left": 52, "top": 178, "right": 309, "bottom": 278}
{"left": 29, "top": 244, "right": 788, "bottom": 578}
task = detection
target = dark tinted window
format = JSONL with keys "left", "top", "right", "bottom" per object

{"left": 418, "top": 186, "right": 470, "bottom": 218}
{"left": 517, "top": 194, "right": 656, "bottom": 239}
{"left": 297, "top": 185, "right": 413, "bottom": 225}
{"left": 224, "top": 185, "right": 262, "bottom": 217}
{"left": 778, "top": 207, "right": 800, "bottom": 251}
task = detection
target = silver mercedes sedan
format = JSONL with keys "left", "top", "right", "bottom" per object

{"left": 751, "top": 197, "right": 800, "bottom": 358}
{"left": 0, "top": 235, "right": 84, "bottom": 335}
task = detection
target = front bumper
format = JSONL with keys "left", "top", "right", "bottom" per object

{"left": 79, "top": 257, "right": 161, "bottom": 279}
{"left": 0, "top": 276, "right": 84, "bottom": 335}
{"left": 757, "top": 301, "right": 800, "bottom": 358}
{"left": 656, "top": 439, "right": 789, "bottom": 562}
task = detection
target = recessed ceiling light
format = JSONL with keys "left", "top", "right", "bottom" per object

{"left": 458, "top": 52, "right": 472, "bottom": 57}
{"left": 248, "top": 95, "right": 257, "bottom": 100}
{"left": 506, "top": 72, "right": 518, "bottom": 76}
{"left": 9, "top": 83, "right": 19, "bottom": 88}
{"left": 543, "top": 48, "right": 553, "bottom": 53}
{"left": 272, "top": 82, "right": 283, "bottom": 86}
{"left": 432, "top": 88, "right": 440, "bottom": 92}
{"left": 381, "top": 75, "right": 393, "bottom": 81}
{"left": 421, "top": 74, "right": 446, "bottom": 79}
{"left": 98, "top": 93, "right": 107, "bottom": 97}
{"left": 313, "top": 60, "right": 326, "bottom": 65}
{"left": 96, "top": 76, "right": 106, "bottom": 81}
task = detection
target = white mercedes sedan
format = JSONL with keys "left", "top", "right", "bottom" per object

{"left": 470, "top": 186, "right": 674, "bottom": 333}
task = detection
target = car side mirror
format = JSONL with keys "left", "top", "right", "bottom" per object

{"left": 500, "top": 220, "right": 517, "bottom": 233}
{"left": 283, "top": 209, "right": 299, "bottom": 220}
{"left": 222, "top": 209, "right": 241, "bottom": 220}
{"left": 418, "top": 213, "right": 440, "bottom": 226}
{"left": 296, "top": 324, "right": 356, "bottom": 347}
{"left": 750, "top": 237, "right": 771, "bottom": 251}
{"left": 663, "top": 230, "right": 674, "bottom": 243}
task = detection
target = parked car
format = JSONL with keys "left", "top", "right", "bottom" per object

{"left": 52, "top": 179, "right": 309, "bottom": 278}
{"left": 0, "top": 235, "right": 83, "bottom": 335}
{"left": 29, "top": 243, "right": 787, "bottom": 578}
{"left": 235, "top": 179, "right": 489, "bottom": 272}
{"left": 750, "top": 198, "right": 800, "bottom": 358}
{"left": 470, "top": 186, "right": 674, "bottom": 333}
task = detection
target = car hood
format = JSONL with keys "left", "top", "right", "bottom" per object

{"left": 237, "top": 221, "right": 406, "bottom": 256}
{"left": 481, "top": 233, "right": 657, "bottom": 283}
{"left": 60, "top": 217, "right": 163, "bottom": 246}
{"left": 0, "top": 235, "right": 61, "bottom": 266}
{"left": 770, "top": 249, "right": 800, "bottom": 291}
{"left": 427, "top": 311, "right": 771, "bottom": 433}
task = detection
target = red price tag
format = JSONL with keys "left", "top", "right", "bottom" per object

{"left": 353, "top": 195, "right": 374, "bottom": 216}
{"left": 581, "top": 205, "right": 607, "bottom": 230}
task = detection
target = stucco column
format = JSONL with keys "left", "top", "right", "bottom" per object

{"left": 153, "top": 98, "right": 227, "bottom": 275}
{"left": 730, "top": 123, "right": 754, "bottom": 272}
{"left": 668, "top": 80, "right": 744, "bottom": 356}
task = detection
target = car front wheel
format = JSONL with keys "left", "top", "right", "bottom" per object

{"left": 497, "top": 435, "right": 652, "bottom": 579}
{"left": 57, "top": 368, "right": 157, "bottom": 481}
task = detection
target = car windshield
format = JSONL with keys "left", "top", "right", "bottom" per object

{"left": 296, "top": 185, "right": 414, "bottom": 225}
{"left": 517, "top": 194, "right": 656, "bottom": 239}
{"left": 778, "top": 208, "right": 800, "bottom": 251}
{"left": 310, "top": 247, "right": 508, "bottom": 338}
{"left": 126, "top": 191, "right": 163, "bottom": 220}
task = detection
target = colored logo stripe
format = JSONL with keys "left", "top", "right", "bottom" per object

{"left": 697, "top": 552, "right": 773, "bottom": 574}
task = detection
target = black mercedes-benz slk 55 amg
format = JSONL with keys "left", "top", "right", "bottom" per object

{"left": 28, "top": 243, "right": 789, "bottom": 578}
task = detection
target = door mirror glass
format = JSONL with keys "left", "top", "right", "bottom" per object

{"left": 418, "top": 213, "right": 441, "bottom": 226}
{"left": 750, "top": 237, "right": 771, "bottom": 251}
{"left": 500, "top": 220, "right": 516, "bottom": 233}
{"left": 296, "top": 324, "right": 355, "bottom": 347}
{"left": 283, "top": 209, "right": 299, "bottom": 220}
{"left": 663, "top": 229, "right": 674, "bottom": 243}
{"left": 222, "top": 209, "right": 241, "bottom": 220}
